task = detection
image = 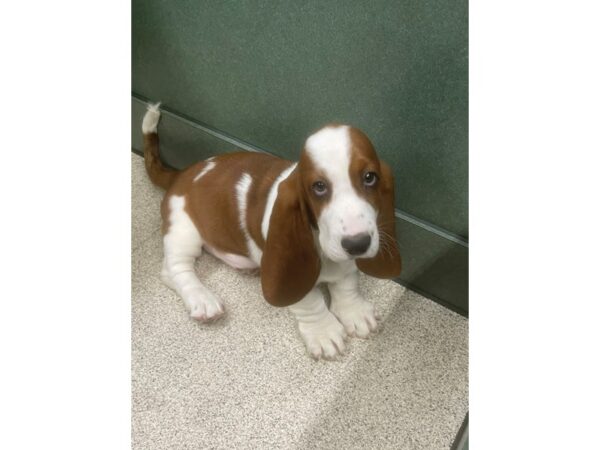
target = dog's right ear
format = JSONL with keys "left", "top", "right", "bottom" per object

{"left": 261, "top": 170, "right": 320, "bottom": 307}
{"left": 356, "top": 161, "right": 402, "bottom": 278}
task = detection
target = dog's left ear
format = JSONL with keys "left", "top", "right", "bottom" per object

{"left": 261, "top": 169, "right": 321, "bottom": 307}
{"left": 356, "top": 161, "right": 402, "bottom": 278}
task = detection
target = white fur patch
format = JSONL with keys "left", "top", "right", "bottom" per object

{"left": 288, "top": 288, "right": 347, "bottom": 360}
{"left": 193, "top": 161, "right": 216, "bottom": 182}
{"left": 162, "top": 195, "right": 225, "bottom": 321}
{"left": 328, "top": 270, "right": 379, "bottom": 338}
{"left": 235, "top": 173, "right": 263, "bottom": 265}
{"left": 142, "top": 102, "right": 161, "bottom": 134}
{"left": 305, "top": 126, "right": 352, "bottom": 167}
{"left": 261, "top": 163, "right": 297, "bottom": 240}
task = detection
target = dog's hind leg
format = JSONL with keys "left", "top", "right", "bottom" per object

{"left": 161, "top": 194, "right": 225, "bottom": 321}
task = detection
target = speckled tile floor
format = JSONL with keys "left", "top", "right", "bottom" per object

{"left": 131, "top": 153, "right": 468, "bottom": 450}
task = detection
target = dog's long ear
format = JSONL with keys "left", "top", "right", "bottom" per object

{"left": 356, "top": 161, "right": 402, "bottom": 278}
{"left": 261, "top": 170, "right": 320, "bottom": 306}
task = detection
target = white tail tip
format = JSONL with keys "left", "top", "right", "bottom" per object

{"left": 142, "top": 102, "right": 161, "bottom": 134}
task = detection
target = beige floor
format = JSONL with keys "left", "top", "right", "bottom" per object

{"left": 131, "top": 153, "right": 468, "bottom": 450}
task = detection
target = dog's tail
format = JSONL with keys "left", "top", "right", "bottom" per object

{"left": 141, "top": 102, "right": 178, "bottom": 190}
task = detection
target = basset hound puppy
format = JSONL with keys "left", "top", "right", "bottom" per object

{"left": 142, "top": 103, "right": 401, "bottom": 359}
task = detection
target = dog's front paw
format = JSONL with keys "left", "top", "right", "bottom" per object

{"left": 298, "top": 313, "right": 347, "bottom": 360}
{"left": 331, "top": 298, "right": 379, "bottom": 338}
{"left": 186, "top": 289, "right": 225, "bottom": 322}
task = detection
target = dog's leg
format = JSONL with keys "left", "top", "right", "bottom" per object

{"left": 161, "top": 195, "right": 225, "bottom": 321}
{"left": 328, "top": 270, "right": 379, "bottom": 338}
{"left": 288, "top": 288, "right": 347, "bottom": 359}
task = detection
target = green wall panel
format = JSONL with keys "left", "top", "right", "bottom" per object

{"left": 132, "top": 0, "right": 468, "bottom": 238}
{"left": 131, "top": 98, "right": 468, "bottom": 315}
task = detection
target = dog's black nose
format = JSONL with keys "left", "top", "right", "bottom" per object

{"left": 341, "top": 233, "right": 371, "bottom": 256}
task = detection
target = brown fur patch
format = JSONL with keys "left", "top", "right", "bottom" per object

{"left": 162, "top": 152, "right": 295, "bottom": 258}
{"left": 143, "top": 132, "right": 178, "bottom": 190}
{"left": 245, "top": 157, "right": 294, "bottom": 247}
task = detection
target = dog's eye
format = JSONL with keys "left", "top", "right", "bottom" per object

{"left": 312, "top": 181, "right": 328, "bottom": 196}
{"left": 363, "top": 172, "right": 378, "bottom": 187}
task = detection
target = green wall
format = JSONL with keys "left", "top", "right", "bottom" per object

{"left": 132, "top": 0, "right": 468, "bottom": 314}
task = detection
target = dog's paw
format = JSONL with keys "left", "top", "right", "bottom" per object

{"left": 298, "top": 313, "right": 347, "bottom": 360}
{"left": 331, "top": 298, "right": 379, "bottom": 338}
{"left": 186, "top": 289, "right": 225, "bottom": 322}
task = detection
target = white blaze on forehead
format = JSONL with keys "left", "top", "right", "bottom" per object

{"left": 305, "top": 126, "right": 351, "bottom": 176}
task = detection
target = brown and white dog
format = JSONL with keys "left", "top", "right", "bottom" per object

{"left": 142, "top": 103, "right": 401, "bottom": 359}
